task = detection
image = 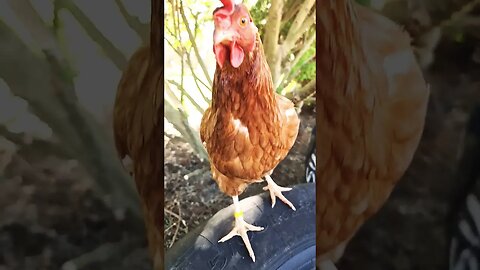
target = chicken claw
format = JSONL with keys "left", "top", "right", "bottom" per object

{"left": 219, "top": 196, "right": 264, "bottom": 262}
{"left": 263, "top": 175, "right": 296, "bottom": 211}
{"left": 218, "top": 216, "right": 264, "bottom": 262}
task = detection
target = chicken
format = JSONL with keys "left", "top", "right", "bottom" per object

{"left": 200, "top": 0, "right": 300, "bottom": 262}
{"left": 317, "top": 1, "right": 429, "bottom": 268}
{"left": 112, "top": 0, "right": 163, "bottom": 269}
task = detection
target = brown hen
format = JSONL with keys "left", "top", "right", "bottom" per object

{"left": 200, "top": 0, "right": 300, "bottom": 262}
{"left": 317, "top": 1, "right": 429, "bottom": 269}
{"left": 112, "top": 0, "right": 163, "bottom": 269}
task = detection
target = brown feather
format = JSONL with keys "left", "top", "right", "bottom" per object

{"left": 201, "top": 35, "right": 300, "bottom": 196}
{"left": 113, "top": 46, "right": 164, "bottom": 267}
{"left": 317, "top": 0, "right": 429, "bottom": 261}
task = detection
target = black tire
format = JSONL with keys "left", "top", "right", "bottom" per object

{"left": 305, "top": 127, "right": 316, "bottom": 183}
{"left": 165, "top": 183, "right": 316, "bottom": 270}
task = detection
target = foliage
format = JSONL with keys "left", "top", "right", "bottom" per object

{"left": 293, "top": 46, "right": 316, "bottom": 83}
{"left": 250, "top": 0, "right": 269, "bottom": 36}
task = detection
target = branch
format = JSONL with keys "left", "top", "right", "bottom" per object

{"left": 165, "top": 36, "right": 210, "bottom": 104}
{"left": 186, "top": 53, "right": 211, "bottom": 104}
{"left": 263, "top": 0, "right": 284, "bottom": 78}
{"left": 189, "top": 8, "right": 201, "bottom": 40}
{"left": 170, "top": 0, "right": 179, "bottom": 37}
{"left": 429, "top": 0, "right": 480, "bottom": 29}
{"left": 165, "top": 85, "right": 207, "bottom": 160}
{"left": 6, "top": 0, "right": 77, "bottom": 101}
{"left": 168, "top": 80, "right": 205, "bottom": 114}
{"left": 281, "top": 1, "right": 302, "bottom": 28}
{"left": 53, "top": 0, "right": 61, "bottom": 35}
{"left": 55, "top": 0, "right": 128, "bottom": 71}
{"left": 448, "top": 0, "right": 480, "bottom": 26}
{"left": 164, "top": 36, "right": 182, "bottom": 55}
{"left": 457, "top": 15, "right": 480, "bottom": 26}
{"left": 284, "top": 0, "right": 315, "bottom": 41}
{"left": 263, "top": 0, "right": 284, "bottom": 57}
{"left": 295, "top": 94, "right": 315, "bottom": 113}
{"left": 178, "top": 2, "right": 212, "bottom": 86}
{"left": 114, "top": 0, "right": 149, "bottom": 44}
{"left": 279, "top": 54, "right": 315, "bottom": 90}
{"left": 285, "top": 78, "right": 316, "bottom": 104}
{"left": 282, "top": 10, "right": 315, "bottom": 56}
{"left": 8, "top": 0, "right": 78, "bottom": 98}
{"left": 296, "top": 78, "right": 316, "bottom": 98}
{"left": 7, "top": 0, "right": 63, "bottom": 59}
{"left": 282, "top": 31, "right": 315, "bottom": 78}
{"left": 0, "top": 18, "right": 141, "bottom": 220}
{"left": 52, "top": 0, "right": 79, "bottom": 78}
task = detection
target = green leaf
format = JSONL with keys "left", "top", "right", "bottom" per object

{"left": 250, "top": 0, "right": 269, "bottom": 37}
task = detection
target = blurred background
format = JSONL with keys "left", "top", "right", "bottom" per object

{"left": 0, "top": 0, "right": 152, "bottom": 269}
{"left": 163, "top": 0, "right": 316, "bottom": 250}
{"left": 164, "top": 0, "right": 480, "bottom": 269}
{"left": 338, "top": 1, "right": 480, "bottom": 269}
{"left": 0, "top": 0, "right": 480, "bottom": 269}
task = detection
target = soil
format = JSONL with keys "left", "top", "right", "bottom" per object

{"left": 0, "top": 155, "right": 151, "bottom": 270}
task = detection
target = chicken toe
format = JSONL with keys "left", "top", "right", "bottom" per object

{"left": 263, "top": 175, "right": 296, "bottom": 211}
{"left": 218, "top": 196, "right": 264, "bottom": 262}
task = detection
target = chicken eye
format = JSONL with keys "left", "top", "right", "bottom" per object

{"left": 239, "top": 17, "right": 248, "bottom": 27}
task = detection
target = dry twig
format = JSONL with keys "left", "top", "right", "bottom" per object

{"left": 114, "top": 0, "right": 149, "bottom": 43}
{"left": 54, "top": 0, "right": 128, "bottom": 70}
{"left": 169, "top": 203, "right": 183, "bottom": 248}
{"left": 178, "top": 1, "right": 212, "bottom": 86}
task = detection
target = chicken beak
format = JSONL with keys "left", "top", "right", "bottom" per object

{"left": 214, "top": 30, "right": 237, "bottom": 45}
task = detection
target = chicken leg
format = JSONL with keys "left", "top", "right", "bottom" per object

{"left": 218, "top": 195, "right": 264, "bottom": 262}
{"left": 263, "top": 175, "right": 296, "bottom": 211}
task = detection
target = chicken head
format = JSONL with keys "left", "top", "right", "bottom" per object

{"left": 213, "top": 0, "right": 258, "bottom": 68}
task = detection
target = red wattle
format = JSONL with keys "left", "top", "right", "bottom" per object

{"left": 214, "top": 44, "right": 227, "bottom": 68}
{"left": 230, "top": 41, "right": 244, "bottom": 68}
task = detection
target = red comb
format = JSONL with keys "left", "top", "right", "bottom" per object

{"left": 214, "top": 0, "right": 234, "bottom": 17}
{"left": 220, "top": 0, "right": 234, "bottom": 13}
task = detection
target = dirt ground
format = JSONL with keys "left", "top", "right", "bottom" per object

{"left": 0, "top": 153, "right": 151, "bottom": 269}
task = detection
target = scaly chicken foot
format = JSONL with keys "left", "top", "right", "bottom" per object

{"left": 262, "top": 175, "right": 296, "bottom": 211}
{"left": 218, "top": 195, "right": 264, "bottom": 262}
